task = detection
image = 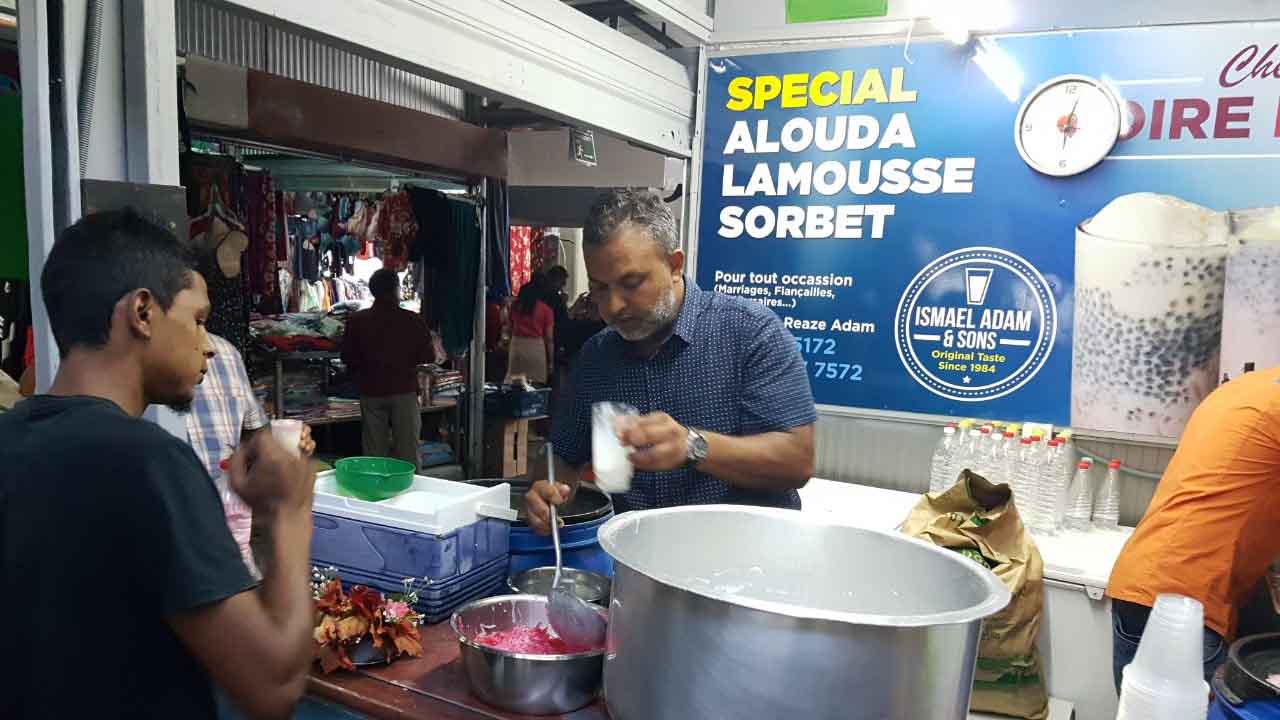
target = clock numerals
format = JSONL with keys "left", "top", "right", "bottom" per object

{"left": 1014, "top": 74, "right": 1121, "bottom": 178}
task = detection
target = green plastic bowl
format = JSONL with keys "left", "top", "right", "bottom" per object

{"left": 334, "top": 457, "right": 415, "bottom": 501}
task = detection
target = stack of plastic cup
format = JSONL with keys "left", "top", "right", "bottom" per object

{"left": 1116, "top": 594, "right": 1210, "bottom": 719}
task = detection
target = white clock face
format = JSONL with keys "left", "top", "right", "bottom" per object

{"left": 1014, "top": 74, "right": 1122, "bottom": 177}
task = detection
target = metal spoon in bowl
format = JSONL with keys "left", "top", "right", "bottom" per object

{"left": 544, "top": 444, "right": 607, "bottom": 650}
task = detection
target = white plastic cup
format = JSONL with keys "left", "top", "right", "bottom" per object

{"left": 1117, "top": 594, "right": 1210, "bottom": 720}
{"left": 592, "top": 402, "right": 637, "bottom": 494}
{"left": 270, "top": 419, "right": 304, "bottom": 458}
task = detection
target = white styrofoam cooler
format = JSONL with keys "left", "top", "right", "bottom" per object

{"left": 801, "top": 479, "right": 1133, "bottom": 720}
{"left": 313, "top": 471, "right": 518, "bottom": 535}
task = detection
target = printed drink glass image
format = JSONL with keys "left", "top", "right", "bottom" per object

{"left": 1220, "top": 208, "right": 1280, "bottom": 383}
{"left": 965, "top": 267, "right": 995, "bottom": 306}
{"left": 1071, "top": 193, "right": 1228, "bottom": 438}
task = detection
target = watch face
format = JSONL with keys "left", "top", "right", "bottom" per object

{"left": 687, "top": 429, "right": 709, "bottom": 464}
{"left": 1014, "top": 74, "right": 1122, "bottom": 177}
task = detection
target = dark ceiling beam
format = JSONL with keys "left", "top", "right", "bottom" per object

{"left": 619, "top": 11, "right": 680, "bottom": 50}
{"left": 572, "top": 0, "right": 634, "bottom": 20}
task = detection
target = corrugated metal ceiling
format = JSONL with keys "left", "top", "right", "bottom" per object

{"left": 175, "top": 0, "right": 466, "bottom": 121}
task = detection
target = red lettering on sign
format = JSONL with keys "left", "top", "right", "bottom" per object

{"left": 1170, "top": 99, "right": 1211, "bottom": 139}
{"left": 1213, "top": 96, "right": 1253, "bottom": 139}
{"left": 1221, "top": 44, "right": 1280, "bottom": 87}
{"left": 1119, "top": 100, "right": 1146, "bottom": 142}
{"left": 1149, "top": 99, "right": 1166, "bottom": 140}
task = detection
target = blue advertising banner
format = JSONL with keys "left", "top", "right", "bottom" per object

{"left": 695, "top": 25, "right": 1280, "bottom": 436}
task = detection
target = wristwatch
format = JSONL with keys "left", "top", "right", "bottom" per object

{"left": 685, "top": 427, "right": 709, "bottom": 469}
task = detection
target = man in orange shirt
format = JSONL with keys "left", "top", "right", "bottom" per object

{"left": 1106, "top": 366, "right": 1280, "bottom": 693}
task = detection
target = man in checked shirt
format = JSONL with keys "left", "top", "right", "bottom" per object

{"left": 185, "top": 332, "right": 314, "bottom": 577}
{"left": 526, "top": 189, "right": 817, "bottom": 534}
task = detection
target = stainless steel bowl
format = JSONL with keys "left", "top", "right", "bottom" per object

{"left": 450, "top": 594, "right": 605, "bottom": 715}
{"left": 599, "top": 505, "right": 1012, "bottom": 720}
{"left": 508, "top": 567, "right": 611, "bottom": 605}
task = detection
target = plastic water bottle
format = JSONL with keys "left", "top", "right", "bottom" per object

{"left": 982, "top": 429, "right": 1008, "bottom": 486}
{"left": 1040, "top": 439, "right": 1060, "bottom": 529}
{"left": 1013, "top": 437, "right": 1039, "bottom": 527}
{"left": 929, "top": 425, "right": 958, "bottom": 493}
{"left": 995, "top": 431, "right": 1017, "bottom": 491}
{"left": 1027, "top": 438, "right": 1058, "bottom": 536}
{"left": 950, "top": 428, "right": 981, "bottom": 484}
{"left": 1039, "top": 439, "right": 1062, "bottom": 536}
{"left": 973, "top": 426, "right": 994, "bottom": 478}
{"left": 1064, "top": 460, "right": 1094, "bottom": 532}
{"left": 1094, "top": 459, "right": 1122, "bottom": 530}
{"left": 1054, "top": 434, "right": 1078, "bottom": 529}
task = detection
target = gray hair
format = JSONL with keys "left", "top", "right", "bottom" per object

{"left": 584, "top": 188, "right": 679, "bottom": 255}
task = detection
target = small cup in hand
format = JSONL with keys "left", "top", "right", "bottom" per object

{"left": 228, "top": 431, "right": 313, "bottom": 515}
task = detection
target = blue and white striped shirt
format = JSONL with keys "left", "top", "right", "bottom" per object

{"left": 551, "top": 280, "right": 817, "bottom": 511}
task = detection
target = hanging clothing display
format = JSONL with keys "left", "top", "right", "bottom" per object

{"left": 380, "top": 191, "right": 418, "bottom": 272}
{"left": 243, "top": 171, "right": 280, "bottom": 314}
{"left": 509, "top": 226, "right": 535, "bottom": 292}
{"left": 440, "top": 198, "right": 482, "bottom": 355}
{"left": 486, "top": 178, "right": 512, "bottom": 299}
{"left": 405, "top": 186, "right": 453, "bottom": 266}
{"left": 196, "top": 249, "right": 249, "bottom": 355}
{"left": 532, "top": 230, "right": 560, "bottom": 274}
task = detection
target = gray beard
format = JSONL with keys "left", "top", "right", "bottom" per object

{"left": 614, "top": 286, "right": 679, "bottom": 342}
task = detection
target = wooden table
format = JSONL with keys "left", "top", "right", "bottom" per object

{"left": 308, "top": 622, "right": 609, "bottom": 720}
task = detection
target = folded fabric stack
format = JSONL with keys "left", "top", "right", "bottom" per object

{"left": 250, "top": 312, "right": 347, "bottom": 353}
{"left": 430, "top": 367, "right": 465, "bottom": 401}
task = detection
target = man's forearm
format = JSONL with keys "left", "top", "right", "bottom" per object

{"left": 258, "top": 506, "right": 315, "bottom": 671}
{"left": 698, "top": 426, "right": 815, "bottom": 491}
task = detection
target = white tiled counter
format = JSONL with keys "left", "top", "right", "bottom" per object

{"left": 801, "top": 479, "right": 1134, "bottom": 720}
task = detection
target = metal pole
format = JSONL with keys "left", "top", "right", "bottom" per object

{"left": 467, "top": 181, "right": 488, "bottom": 477}
{"left": 18, "top": 0, "right": 63, "bottom": 393}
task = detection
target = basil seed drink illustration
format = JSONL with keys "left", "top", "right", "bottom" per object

{"left": 1072, "top": 193, "right": 1229, "bottom": 438}
{"left": 1221, "top": 209, "right": 1280, "bottom": 383}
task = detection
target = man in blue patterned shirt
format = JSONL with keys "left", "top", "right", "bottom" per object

{"left": 526, "top": 190, "right": 816, "bottom": 534}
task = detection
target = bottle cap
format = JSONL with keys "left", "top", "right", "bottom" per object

{"left": 1109, "top": 459, "right": 1122, "bottom": 470}
{"left": 1078, "top": 461, "right": 1090, "bottom": 470}
{"left": 1020, "top": 437, "right": 1033, "bottom": 445}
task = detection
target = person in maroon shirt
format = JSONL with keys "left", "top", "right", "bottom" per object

{"left": 341, "top": 269, "right": 433, "bottom": 468}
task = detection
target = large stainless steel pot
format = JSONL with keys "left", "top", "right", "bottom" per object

{"left": 598, "top": 505, "right": 1011, "bottom": 720}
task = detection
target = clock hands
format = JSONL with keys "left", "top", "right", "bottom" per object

{"left": 1061, "top": 97, "right": 1081, "bottom": 150}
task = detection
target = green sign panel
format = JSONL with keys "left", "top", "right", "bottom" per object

{"left": 785, "top": 0, "right": 889, "bottom": 23}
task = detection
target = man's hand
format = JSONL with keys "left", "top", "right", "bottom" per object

{"left": 228, "top": 432, "right": 313, "bottom": 517}
{"left": 525, "top": 480, "right": 572, "bottom": 536}
{"left": 621, "top": 412, "right": 689, "bottom": 473}
{"left": 298, "top": 425, "right": 316, "bottom": 457}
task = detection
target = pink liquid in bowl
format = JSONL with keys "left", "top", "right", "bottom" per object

{"left": 473, "top": 625, "right": 599, "bottom": 655}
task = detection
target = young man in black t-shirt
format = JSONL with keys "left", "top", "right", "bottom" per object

{"left": 0, "top": 210, "right": 316, "bottom": 719}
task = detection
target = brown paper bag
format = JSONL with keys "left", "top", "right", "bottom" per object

{"left": 900, "top": 471, "right": 1049, "bottom": 720}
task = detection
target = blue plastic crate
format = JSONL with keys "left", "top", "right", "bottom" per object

{"left": 422, "top": 575, "right": 509, "bottom": 625}
{"left": 334, "top": 553, "right": 508, "bottom": 605}
{"left": 330, "top": 554, "right": 511, "bottom": 626}
{"left": 311, "top": 513, "right": 509, "bottom": 586}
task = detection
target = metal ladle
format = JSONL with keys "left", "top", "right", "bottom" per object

{"left": 544, "top": 444, "right": 607, "bottom": 650}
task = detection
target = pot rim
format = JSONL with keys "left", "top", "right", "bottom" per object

{"left": 598, "top": 505, "right": 1012, "bottom": 628}
{"left": 450, "top": 594, "right": 607, "bottom": 661}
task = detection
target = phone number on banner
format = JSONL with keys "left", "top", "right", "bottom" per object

{"left": 795, "top": 337, "right": 864, "bottom": 382}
